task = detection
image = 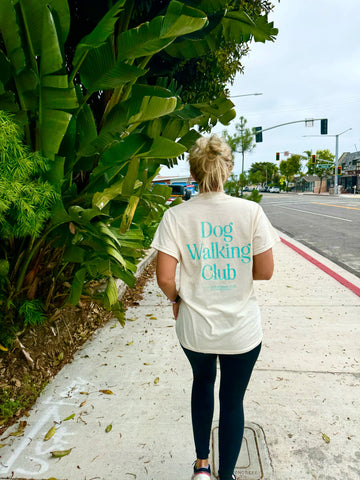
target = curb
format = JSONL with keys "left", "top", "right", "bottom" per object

{"left": 280, "top": 236, "right": 360, "bottom": 297}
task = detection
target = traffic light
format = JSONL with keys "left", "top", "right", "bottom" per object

{"left": 255, "top": 126, "right": 263, "bottom": 143}
{"left": 311, "top": 154, "right": 316, "bottom": 164}
{"left": 276, "top": 152, "right": 280, "bottom": 161}
{"left": 337, "top": 166, "right": 342, "bottom": 175}
{"left": 321, "top": 119, "right": 328, "bottom": 135}
{"left": 331, "top": 166, "right": 335, "bottom": 175}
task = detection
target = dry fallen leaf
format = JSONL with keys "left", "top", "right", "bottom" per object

{"left": 150, "top": 316, "right": 157, "bottom": 320}
{"left": 10, "top": 429, "right": 24, "bottom": 437}
{"left": 44, "top": 426, "right": 56, "bottom": 441}
{"left": 80, "top": 400, "right": 86, "bottom": 407}
{"left": 51, "top": 448, "right": 73, "bottom": 458}
{"left": 0, "top": 443, "right": 6, "bottom": 448}
{"left": 99, "top": 389, "right": 114, "bottom": 395}
{"left": 0, "top": 344, "right": 8, "bottom": 352}
{"left": 126, "top": 341, "right": 134, "bottom": 346}
{"left": 80, "top": 391, "right": 89, "bottom": 395}
{"left": 105, "top": 424, "right": 112, "bottom": 433}
{"left": 322, "top": 433, "right": 330, "bottom": 443}
{"left": 154, "top": 377, "right": 159, "bottom": 384}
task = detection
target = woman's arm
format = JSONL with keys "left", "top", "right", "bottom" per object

{"left": 156, "top": 251, "right": 181, "bottom": 318}
{"left": 253, "top": 248, "right": 274, "bottom": 280}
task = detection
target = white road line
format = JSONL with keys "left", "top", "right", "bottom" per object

{"left": 275, "top": 205, "right": 353, "bottom": 222}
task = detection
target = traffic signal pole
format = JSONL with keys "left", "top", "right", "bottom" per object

{"left": 254, "top": 118, "right": 327, "bottom": 138}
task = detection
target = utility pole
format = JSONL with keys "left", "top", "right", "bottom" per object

{"left": 304, "top": 128, "right": 352, "bottom": 194}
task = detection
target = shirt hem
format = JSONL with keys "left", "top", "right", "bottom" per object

{"left": 179, "top": 336, "right": 263, "bottom": 355}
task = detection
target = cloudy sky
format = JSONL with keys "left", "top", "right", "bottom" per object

{"left": 161, "top": 0, "right": 360, "bottom": 177}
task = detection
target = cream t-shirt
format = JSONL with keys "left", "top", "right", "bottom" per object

{"left": 151, "top": 192, "right": 279, "bottom": 354}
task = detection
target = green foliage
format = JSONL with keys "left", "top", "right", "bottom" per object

{"left": 305, "top": 149, "right": 334, "bottom": 194}
{"left": 0, "top": 0, "right": 277, "bottom": 345}
{"left": 223, "top": 116, "right": 255, "bottom": 156}
{"left": 243, "top": 189, "right": 262, "bottom": 203}
{"left": 279, "top": 155, "right": 302, "bottom": 188}
{"left": 225, "top": 172, "right": 248, "bottom": 196}
{"left": 19, "top": 300, "right": 46, "bottom": 327}
{"left": 249, "top": 161, "right": 278, "bottom": 185}
{"left": 0, "top": 111, "right": 58, "bottom": 239}
{"left": 305, "top": 149, "right": 335, "bottom": 177}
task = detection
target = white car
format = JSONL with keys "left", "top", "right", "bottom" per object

{"left": 269, "top": 186, "right": 280, "bottom": 193}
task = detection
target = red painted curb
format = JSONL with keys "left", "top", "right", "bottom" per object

{"left": 280, "top": 237, "right": 360, "bottom": 298}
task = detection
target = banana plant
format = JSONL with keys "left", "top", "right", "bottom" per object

{"left": 0, "top": 0, "right": 277, "bottom": 340}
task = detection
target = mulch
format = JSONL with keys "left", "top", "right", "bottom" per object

{"left": 0, "top": 259, "right": 156, "bottom": 436}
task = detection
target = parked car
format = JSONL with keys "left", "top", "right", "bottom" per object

{"left": 166, "top": 184, "right": 192, "bottom": 204}
{"left": 269, "top": 186, "right": 280, "bottom": 193}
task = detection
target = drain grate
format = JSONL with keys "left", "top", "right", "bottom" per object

{"left": 211, "top": 422, "right": 273, "bottom": 480}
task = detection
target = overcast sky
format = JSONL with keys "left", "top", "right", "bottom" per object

{"left": 161, "top": 0, "right": 360, "bottom": 177}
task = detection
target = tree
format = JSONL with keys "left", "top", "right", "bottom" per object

{"left": 223, "top": 116, "right": 255, "bottom": 193}
{"left": 306, "top": 149, "right": 335, "bottom": 194}
{"left": 279, "top": 155, "right": 302, "bottom": 190}
{"left": 225, "top": 172, "right": 248, "bottom": 197}
{"left": 249, "top": 161, "right": 278, "bottom": 186}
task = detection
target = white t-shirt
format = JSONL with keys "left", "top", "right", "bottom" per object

{"left": 151, "top": 192, "right": 279, "bottom": 354}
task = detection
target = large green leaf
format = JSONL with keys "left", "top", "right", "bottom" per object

{"left": 76, "top": 98, "right": 98, "bottom": 157}
{"left": 92, "top": 179, "right": 124, "bottom": 210}
{"left": 68, "top": 267, "right": 86, "bottom": 305}
{"left": 141, "top": 137, "right": 187, "bottom": 159}
{"left": 73, "top": 0, "right": 127, "bottom": 69}
{"left": 97, "top": 92, "right": 178, "bottom": 151}
{"left": 41, "top": 85, "right": 78, "bottom": 110}
{"left": 104, "top": 276, "right": 119, "bottom": 307}
{"left": 164, "top": 37, "right": 210, "bottom": 59}
{"left": 117, "top": 16, "right": 173, "bottom": 61}
{"left": 79, "top": 42, "right": 146, "bottom": 93}
{"left": 92, "top": 133, "right": 151, "bottom": 182}
{"left": 222, "top": 11, "right": 278, "bottom": 43}
{"left": 0, "top": 0, "right": 26, "bottom": 73}
{"left": 117, "top": 1, "right": 207, "bottom": 61}
{"left": 19, "top": 0, "right": 70, "bottom": 55}
{"left": 39, "top": 108, "right": 72, "bottom": 158}
{"left": 122, "top": 157, "right": 140, "bottom": 196}
{"left": 40, "top": 5, "right": 63, "bottom": 75}
{"left": 161, "top": 0, "right": 208, "bottom": 38}
{"left": 119, "top": 195, "right": 140, "bottom": 233}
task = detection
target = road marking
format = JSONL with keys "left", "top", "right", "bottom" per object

{"left": 276, "top": 205, "right": 352, "bottom": 222}
{"left": 312, "top": 202, "right": 360, "bottom": 211}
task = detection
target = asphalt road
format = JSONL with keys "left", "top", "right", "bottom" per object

{"left": 260, "top": 193, "right": 360, "bottom": 278}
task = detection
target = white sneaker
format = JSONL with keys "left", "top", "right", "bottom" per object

{"left": 191, "top": 464, "right": 211, "bottom": 479}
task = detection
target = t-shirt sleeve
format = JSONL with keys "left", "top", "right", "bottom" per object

{"left": 252, "top": 206, "right": 280, "bottom": 255}
{"left": 151, "top": 209, "right": 180, "bottom": 261}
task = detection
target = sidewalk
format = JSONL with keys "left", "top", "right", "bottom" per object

{"left": 0, "top": 232, "right": 359, "bottom": 480}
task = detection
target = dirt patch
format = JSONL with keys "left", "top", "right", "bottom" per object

{"left": 0, "top": 259, "right": 156, "bottom": 435}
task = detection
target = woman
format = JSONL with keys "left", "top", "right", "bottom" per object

{"left": 151, "top": 135, "right": 279, "bottom": 480}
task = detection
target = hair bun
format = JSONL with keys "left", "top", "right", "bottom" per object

{"left": 188, "top": 134, "right": 233, "bottom": 192}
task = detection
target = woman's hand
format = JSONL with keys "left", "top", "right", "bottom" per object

{"left": 172, "top": 299, "right": 181, "bottom": 320}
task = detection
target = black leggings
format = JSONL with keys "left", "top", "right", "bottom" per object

{"left": 182, "top": 343, "right": 261, "bottom": 480}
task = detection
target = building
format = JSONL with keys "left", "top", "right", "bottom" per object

{"left": 152, "top": 175, "right": 195, "bottom": 185}
{"left": 338, "top": 151, "right": 360, "bottom": 193}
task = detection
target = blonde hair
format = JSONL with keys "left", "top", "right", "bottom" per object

{"left": 189, "top": 134, "right": 233, "bottom": 192}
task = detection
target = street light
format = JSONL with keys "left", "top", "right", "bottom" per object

{"left": 230, "top": 93, "right": 263, "bottom": 98}
{"left": 303, "top": 128, "right": 352, "bottom": 194}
